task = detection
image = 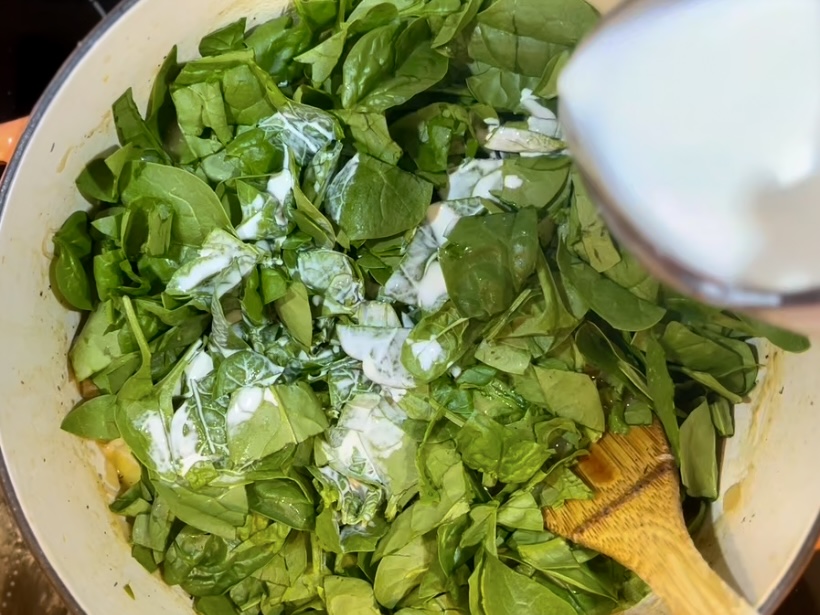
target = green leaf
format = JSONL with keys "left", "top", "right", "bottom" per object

{"left": 342, "top": 20, "right": 449, "bottom": 112}
{"left": 572, "top": 170, "right": 621, "bottom": 272}
{"left": 302, "top": 141, "right": 343, "bottom": 208}
{"left": 214, "top": 350, "right": 282, "bottom": 398}
{"left": 679, "top": 400, "right": 718, "bottom": 499}
{"left": 164, "top": 521, "right": 289, "bottom": 596}
{"left": 260, "top": 267, "right": 289, "bottom": 304}
{"left": 557, "top": 240, "right": 665, "bottom": 332}
{"left": 681, "top": 368, "right": 744, "bottom": 404}
{"left": 296, "top": 30, "right": 348, "bottom": 85}
{"left": 515, "top": 537, "right": 618, "bottom": 600}
{"left": 478, "top": 554, "right": 576, "bottom": 615}
{"left": 441, "top": 209, "right": 539, "bottom": 320}
{"left": 51, "top": 211, "right": 93, "bottom": 311}
{"left": 76, "top": 158, "right": 118, "bottom": 203}
{"left": 246, "top": 16, "right": 313, "bottom": 82}
{"left": 475, "top": 339, "right": 531, "bottom": 375}
{"left": 374, "top": 535, "right": 436, "bottom": 608}
{"left": 457, "top": 413, "right": 551, "bottom": 483}
{"left": 460, "top": 503, "right": 498, "bottom": 556}
{"left": 281, "top": 151, "right": 338, "bottom": 250}
{"left": 432, "top": 0, "right": 482, "bottom": 47}
{"left": 468, "top": 66, "right": 542, "bottom": 112}
{"left": 402, "top": 303, "right": 471, "bottom": 382}
{"left": 326, "top": 154, "right": 433, "bottom": 241}
{"left": 296, "top": 0, "right": 339, "bottom": 30}
{"left": 325, "top": 576, "right": 382, "bottom": 615}
{"left": 153, "top": 481, "right": 249, "bottom": 540}
{"left": 374, "top": 456, "right": 472, "bottom": 561}
{"left": 735, "top": 314, "right": 810, "bottom": 353}
{"left": 275, "top": 281, "right": 313, "bottom": 348}
{"left": 645, "top": 336, "right": 681, "bottom": 460}
{"left": 334, "top": 110, "right": 403, "bottom": 165}
{"left": 132, "top": 495, "right": 174, "bottom": 554}
{"left": 261, "top": 100, "right": 340, "bottom": 163}
{"left": 199, "top": 18, "right": 247, "bottom": 56}
{"left": 193, "top": 596, "right": 237, "bottom": 615}
{"left": 391, "top": 103, "right": 471, "bottom": 174}
{"left": 120, "top": 162, "right": 232, "bottom": 247}
{"left": 61, "top": 395, "right": 120, "bottom": 441}
{"left": 710, "top": 397, "right": 734, "bottom": 437}
{"left": 497, "top": 490, "right": 544, "bottom": 531}
{"left": 517, "top": 365, "right": 605, "bottom": 431}
{"left": 248, "top": 478, "right": 316, "bottom": 531}
{"left": 539, "top": 466, "right": 593, "bottom": 509}
{"left": 112, "top": 89, "right": 170, "bottom": 162}
{"left": 499, "top": 157, "right": 571, "bottom": 209}
{"left": 226, "top": 383, "right": 328, "bottom": 465}
{"left": 574, "top": 322, "right": 650, "bottom": 400}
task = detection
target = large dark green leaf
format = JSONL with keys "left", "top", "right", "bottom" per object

{"left": 326, "top": 154, "right": 433, "bottom": 241}
{"left": 441, "top": 209, "right": 539, "bottom": 320}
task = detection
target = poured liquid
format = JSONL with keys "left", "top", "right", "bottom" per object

{"left": 559, "top": 0, "right": 820, "bottom": 293}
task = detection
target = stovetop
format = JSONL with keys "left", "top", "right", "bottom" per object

{"left": 0, "top": 0, "right": 818, "bottom": 613}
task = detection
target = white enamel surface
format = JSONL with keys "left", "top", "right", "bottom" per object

{"left": 0, "top": 1, "right": 816, "bottom": 615}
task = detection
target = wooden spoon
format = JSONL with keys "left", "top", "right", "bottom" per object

{"left": 543, "top": 421, "right": 758, "bottom": 615}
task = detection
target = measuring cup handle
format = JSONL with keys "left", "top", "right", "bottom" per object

{"left": 0, "top": 117, "right": 28, "bottom": 165}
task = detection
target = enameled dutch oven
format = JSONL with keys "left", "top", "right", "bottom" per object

{"left": 0, "top": 0, "right": 818, "bottom": 613}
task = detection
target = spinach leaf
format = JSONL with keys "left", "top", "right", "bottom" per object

{"left": 539, "top": 466, "right": 593, "bottom": 509}
{"left": 154, "top": 481, "right": 249, "bottom": 540}
{"left": 342, "top": 20, "right": 449, "bottom": 112}
{"left": 275, "top": 281, "right": 314, "bottom": 348}
{"left": 391, "top": 103, "right": 471, "bottom": 174}
{"left": 432, "top": 0, "right": 482, "bottom": 47}
{"left": 645, "top": 336, "right": 681, "bottom": 460}
{"left": 557, "top": 240, "right": 665, "bottom": 331}
{"left": 325, "top": 576, "right": 382, "bottom": 615}
{"left": 374, "top": 535, "right": 436, "bottom": 608}
{"left": 248, "top": 478, "right": 316, "bottom": 531}
{"left": 478, "top": 554, "right": 576, "bottom": 615}
{"left": 120, "top": 162, "right": 232, "bottom": 247}
{"left": 441, "top": 209, "right": 539, "bottom": 320}
{"left": 52, "top": 211, "right": 93, "bottom": 311}
{"left": 496, "top": 490, "right": 543, "bottom": 531}
{"left": 334, "top": 110, "right": 403, "bottom": 165}
{"left": 164, "top": 522, "right": 289, "bottom": 596}
{"left": 226, "top": 383, "right": 328, "bottom": 465}
{"left": 326, "top": 154, "right": 433, "bottom": 241}
{"left": 296, "top": 30, "right": 348, "bottom": 85}
{"left": 457, "top": 413, "right": 551, "bottom": 483}
{"left": 112, "top": 89, "right": 171, "bottom": 162}
{"left": 402, "top": 303, "right": 471, "bottom": 382}
{"left": 61, "top": 395, "right": 120, "bottom": 441}
{"left": 572, "top": 170, "right": 621, "bottom": 272}
{"left": 245, "top": 16, "right": 313, "bottom": 82}
{"left": 515, "top": 365, "right": 604, "bottom": 431}
{"left": 679, "top": 400, "right": 718, "bottom": 499}
{"left": 199, "top": 19, "right": 247, "bottom": 57}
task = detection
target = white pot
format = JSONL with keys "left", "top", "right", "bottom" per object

{"left": 0, "top": 0, "right": 817, "bottom": 613}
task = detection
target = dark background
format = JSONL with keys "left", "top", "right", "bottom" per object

{"left": 0, "top": 0, "right": 818, "bottom": 612}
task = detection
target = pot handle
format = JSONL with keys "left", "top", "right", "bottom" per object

{"left": 0, "top": 117, "right": 28, "bottom": 166}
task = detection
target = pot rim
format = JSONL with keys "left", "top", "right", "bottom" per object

{"left": 0, "top": 1, "right": 818, "bottom": 613}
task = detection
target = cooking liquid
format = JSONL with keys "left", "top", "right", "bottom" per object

{"left": 558, "top": 0, "right": 820, "bottom": 294}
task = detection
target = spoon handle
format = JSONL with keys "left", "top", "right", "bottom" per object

{"left": 639, "top": 529, "right": 759, "bottom": 615}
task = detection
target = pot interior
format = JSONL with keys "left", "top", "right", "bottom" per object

{"left": 0, "top": 0, "right": 817, "bottom": 613}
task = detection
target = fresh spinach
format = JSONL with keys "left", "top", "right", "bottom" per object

{"left": 51, "top": 3, "right": 799, "bottom": 615}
